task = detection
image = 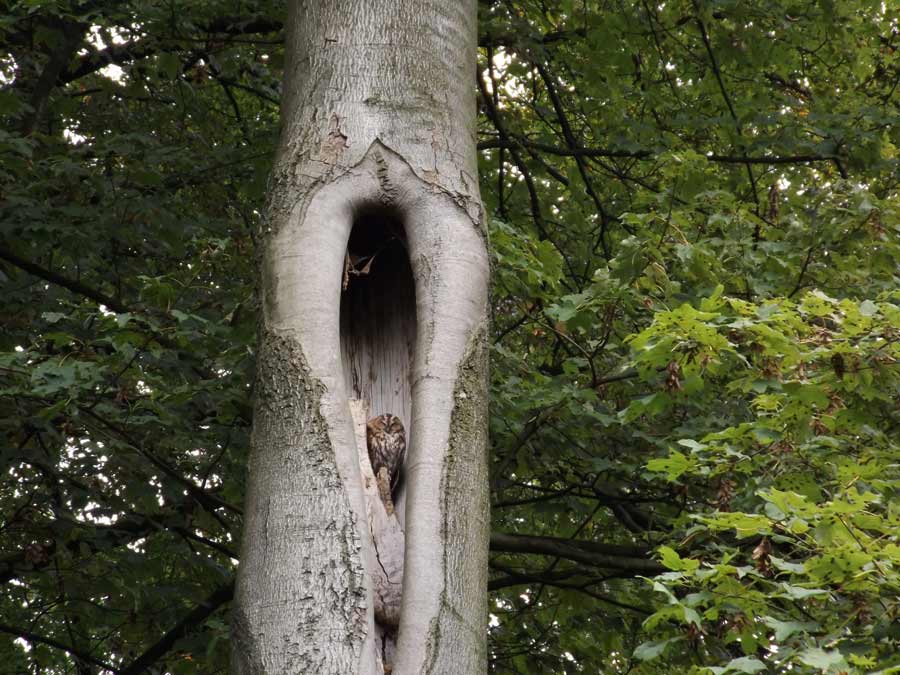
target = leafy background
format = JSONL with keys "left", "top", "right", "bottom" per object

{"left": 1, "top": 1, "right": 897, "bottom": 673}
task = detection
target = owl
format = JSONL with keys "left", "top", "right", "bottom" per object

{"left": 365, "top": 413, "right": 406, "bottom": 495}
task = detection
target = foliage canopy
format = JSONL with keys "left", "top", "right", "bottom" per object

{"left": 1, "top": 0, "right": 897, "bottom": 673}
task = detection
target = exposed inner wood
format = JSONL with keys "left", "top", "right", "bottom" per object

{"left": 349, "top": 400, "right": 402, "bottom": 673}
{"left": 340, "top": 203, "right": 415, "bottom": 510}
{"left": 341, "top": 205, "right": 413, "bottom": 674}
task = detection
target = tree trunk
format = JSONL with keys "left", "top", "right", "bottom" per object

{"left": 232, "top": 2, "right": 489, "bottom": 674}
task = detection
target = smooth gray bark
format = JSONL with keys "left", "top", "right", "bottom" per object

{"left": 233, "top": 2, "right": 489, "bottom": 674}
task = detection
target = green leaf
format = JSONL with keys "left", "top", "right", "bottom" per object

{"left": 722, "top": 656, "right": 767, "bottom": 674}
{"left": 762, "top": 617, "right": 819, "bottom": 641}
{"left": 858, "top": 299, "right": 878, "bottom": 316}
{"left": 658, "top": 546, "right": 699, "bottom": 572}
{"left": 798, "top": 647, "right": 849, "bottom": 671}
{"left": 633, "top": 637, "right": 681, "bottom": 661}
{"left": 647, "top": 451, "right": 694, "bottom": 481}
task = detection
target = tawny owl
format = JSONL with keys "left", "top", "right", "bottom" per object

{"left": 366, "top": 413, "right": 406, "bottom": 493}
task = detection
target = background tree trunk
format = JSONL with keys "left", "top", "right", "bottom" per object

{"left": 232, "top": 2, "right": 489, "bottom": 673}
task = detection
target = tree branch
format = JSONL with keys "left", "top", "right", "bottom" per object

{"left": 534, "top": 62, "right": 612, "bottom": 258}
{"left": 490, "top": 532, "right": 663, "bottom": 573}
{"left": 118, "top": 581, "right": 234, "bottom": 675}
{"left": 59, "top": 15, "right": 284, "bottom": 86}
{"left": 0, "top": 468, "right": 236, "bottom": 585}
{"left": 477, "top": 137, "right": 651, "bottom": 159}
{"left": 0, "top": 623, "right": 116, "bottom": 672}
{"left": 479, "top": 139, "right": 845, "bottom": 175}
{"left": 18, "top": 17, "right": 85, "bottom": 134}
{"left": 478, "top": 27, "right": 587, "bottom": 48}
{"left": 692, "top": 2, "right": 762, "bottom": 220}
{"left": 488, "top": 568, "right": 652, "bottom": 614}
{"left": 0, "top": 246, "right": 233, "bottom": 381}
{"left": 477, "top": 68, "right": 548, "bottom": 236}
{"left": 708, "top": 154, "right": 848, "bottom": 178}
{"left": 0, "top": 246, "right": 128, "bottom": 313}
{"left": 77, "top": 406, "right": 242, "bottom": 517}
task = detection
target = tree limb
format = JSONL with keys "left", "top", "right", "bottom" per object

{"left": 0, "top": 246, "right": 231, "bottom": 382}
{"left": 534, "top": 62, "right": 612, "bottom": 257}
{"left": 488, "top": 569, "right": 652, "bottom": 614}
{"left": 19, "top": 17, "right": 85, "bottom": 134}
{"left": 692, "top": 2, "right": 762, "bottom": 220}
{"left": 0, "top": 623, "right": 116, "bottom": 672}
{"left": 490, "top": 532, "right": 664, "bottom": 573}
{"left": 59, "top": 15, "right": 284, "bottom": 86}
{"left": 77, "top": 406, "right": 242, "bottom": 517}
{"left": 0, "top": 246, "right": 128, "bottom": 313}
{"left": 118, "top": 581, "right": 234, "bottom": 675}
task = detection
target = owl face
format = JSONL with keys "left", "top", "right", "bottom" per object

{"left": 366, "top": 413, "right": 404, "bottom": 437}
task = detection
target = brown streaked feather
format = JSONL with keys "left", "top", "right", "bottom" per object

{"left": 366, "top": 413, "right": 406, "bottom": 492}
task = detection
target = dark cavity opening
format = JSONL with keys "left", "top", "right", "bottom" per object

{"left": 340, "top": 203, "right": 416, "bottom": 452}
